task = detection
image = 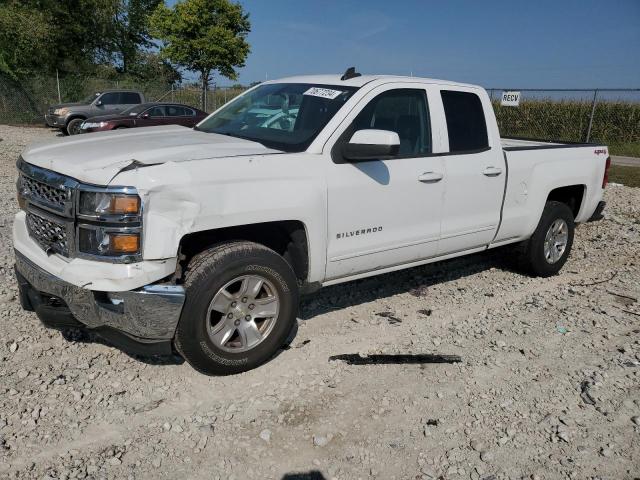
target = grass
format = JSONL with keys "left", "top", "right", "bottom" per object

{"left": 608, "top": 143, "right": 640, "bottom": 158}
{"left": 609, "top": 165, "right": 640, "bottom": 188}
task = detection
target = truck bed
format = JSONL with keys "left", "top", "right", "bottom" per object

{"left": 501, "top": 137, "right": 603, "bottom": 151}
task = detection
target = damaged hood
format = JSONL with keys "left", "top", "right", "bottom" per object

{"left": 22, "top": 125, "right": 282, "bottom": 185}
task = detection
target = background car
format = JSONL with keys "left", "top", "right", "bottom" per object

{"left": 80, "top": 102, "right": 208, "bottom": 133}
{"left": 45, "top": 90, "right": 146, "bottom": 135}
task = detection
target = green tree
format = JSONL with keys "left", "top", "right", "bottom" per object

{"left": 27, "top": 0, "right": 120, "bottom": 73}
{"left": 150, "top": 0, "right": 250, "bottom": 109}
{"left": 0, "top": 3, "right": 54, "bottom": 79}
{"left": 112, "top": 0, "right": 162, "bottom": 73}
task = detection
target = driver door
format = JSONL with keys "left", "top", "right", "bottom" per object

{"left": 324, "top": 84, "right": 445, "bottom": 280}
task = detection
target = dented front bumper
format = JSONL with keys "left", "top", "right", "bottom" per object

{"left": 15, "top": 250, "right": 185, "bottom": 354}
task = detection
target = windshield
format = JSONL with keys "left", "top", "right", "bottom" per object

{"left": 83, "top": 92, "right": 101, "bottom": 104}
{"left": 196, "top": 83, "right": 358, "bottom": 152}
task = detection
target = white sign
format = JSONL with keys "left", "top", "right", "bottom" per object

{"left": 501, "top": 91, "right": 521, "bottom": 107}
{"left": 303, "top": 87, "right": 343, "bottom": 100}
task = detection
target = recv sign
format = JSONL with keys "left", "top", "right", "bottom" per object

{"left": 501, "top": 91, "right": 521, "bottom": 107}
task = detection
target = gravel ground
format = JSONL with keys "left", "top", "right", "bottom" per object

{"left": 1, "top": 125, "right": 639, "bottom": 480}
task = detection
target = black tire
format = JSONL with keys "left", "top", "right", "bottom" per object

{"left": 65, "top": 118, "right": 85, "bottom": 136}
{"left": 174, "top": 241, "right": 299, "bottom": 375}
{"left": 520, "top": 201, "right": 575, "bottom": 277}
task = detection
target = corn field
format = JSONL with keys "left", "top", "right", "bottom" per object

{"left": 489, "top": 89, "right": 640, "bottom": 157}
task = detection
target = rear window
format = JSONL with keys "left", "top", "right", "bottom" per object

{"left": 120, "top": 92, "right": 141, "bottom": 104}
{"left": 166, "top": 105, "right": 188, "bottom": 116}
{"left": 440, "top": 90, "right": 488, "bottom": 152}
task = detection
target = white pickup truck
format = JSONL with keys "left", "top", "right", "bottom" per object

{"left": 14, "top": 70, "right": 609, "bottom": 374}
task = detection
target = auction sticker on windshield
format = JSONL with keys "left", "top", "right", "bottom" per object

{"left": 304, "top": 87, "right": 343, "bottom": 100}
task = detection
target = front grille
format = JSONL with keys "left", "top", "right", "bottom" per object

{"left": 20, "top": 175, "right": 69, "bottom": 209}
{"left": 26, "top": 211, "right": 70, "bottom": 256}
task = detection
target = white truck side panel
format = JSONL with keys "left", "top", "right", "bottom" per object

{"left": 493, "top": 147, "right": 607, "bottom": 244}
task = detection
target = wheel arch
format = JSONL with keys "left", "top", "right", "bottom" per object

{"left": 177, "top": 220, "right": 310, "bottom": 288}
{"left": 65, "top": 114, "right": 87, "bottom": 125}
{"left": 546, "top": 184, "right": 586, "bottom": 219}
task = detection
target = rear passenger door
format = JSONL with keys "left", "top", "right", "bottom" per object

{"left": 165, "top": 105, "right": 193, "bottom": 126}
{"left": 119, "top": 92, "right": 142, "bottom": 111}
{"left": 436, "top": 89, "right": 506, "bottom": 254}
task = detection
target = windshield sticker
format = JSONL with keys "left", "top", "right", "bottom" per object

{"left": 303, "top": 87, "right": 343, "bottom": 100}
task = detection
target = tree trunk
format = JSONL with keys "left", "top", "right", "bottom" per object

{"left": 201, "top": 70, "right": 210, "bottom": 111}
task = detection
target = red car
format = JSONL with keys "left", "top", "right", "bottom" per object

{"left": 80, "top": 103, "right": 208, "bottom": 133}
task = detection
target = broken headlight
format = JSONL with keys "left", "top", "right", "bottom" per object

{"left": 78, "top": 191, "right": 140, "bottom": 217}
{"left": 78, "top": 226, "right": 140, "bottom": 257}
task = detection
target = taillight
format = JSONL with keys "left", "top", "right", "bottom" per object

{"left": 602, "top": 156, "right": 611, "bottom": 189}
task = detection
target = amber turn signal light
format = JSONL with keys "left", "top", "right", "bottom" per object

{"left": 110, "top": 234, "right": 140, "bottom": 253}
{"left": 111, "top": 195, "right": 140, "bottom": 214}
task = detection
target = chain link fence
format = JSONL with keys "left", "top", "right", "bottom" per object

{"left": 1, "top": 75, "right": 638, "bottom": 157}
{"left": 0, "top": 74, "right": 247, "bottom": 124}
{"left": 488, "top": 88, "right": 640, "bottom": 157}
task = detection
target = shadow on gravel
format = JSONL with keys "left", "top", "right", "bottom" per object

{"left": 329, "top": 353, "right": 462, "bottom": 365}
{"left": 60, "top": 328, "right": 184, "bottom": 366}
{"left": 300, "top": 247, "right": 518, "bottom": 320}
{"left": 281, "top": 472, "right": 326, "bottom": 480}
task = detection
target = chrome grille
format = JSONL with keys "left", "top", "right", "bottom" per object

{"left": 26, "top": 210, "right": 70, "bottom": 256}
{"left": 20, "top": 175, "right": 69, "bottom": 209}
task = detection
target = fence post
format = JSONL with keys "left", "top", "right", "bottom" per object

{"left": 56, "top": 69, "right": 61, "bottom": 103}
{"left": 586, "top": 89, "right": 598, "bottom": 142}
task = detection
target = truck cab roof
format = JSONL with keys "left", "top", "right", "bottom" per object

{"left": 267, "top": 74, "right": 481, "bottom": 90}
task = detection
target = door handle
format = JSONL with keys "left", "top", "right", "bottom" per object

{"left": 482, "top": 166, "right": 503, "bottom": 177}
{"left": 418, "top": 171, "right": 444, "bottom": 183}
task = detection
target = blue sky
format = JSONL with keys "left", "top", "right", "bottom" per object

{"left": 168, "top": 0, "right": 640, "bottom": 88}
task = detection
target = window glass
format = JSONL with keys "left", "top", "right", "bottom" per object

{"left": 120, "top": 92, "right": 141, "bottom": 104}
{"left": 352, "top": 89, "right": 431, "bottom": 156}
{"left": 166, "top": 105, "right": 187, "bottom": 116}
{"left": 99, "top": 92, "right": 119, "bottom": 105}
{"left": 145, "top": 106, "right": 165, "bottom": 117}
{"left": 196, "top": 83, "right": 358, "bottom": 152}
{"left": 184, "top": 108, "right": 196, "bottom": 117}
{"left": 440, "top": 90, "right": 488, "bottom": 152}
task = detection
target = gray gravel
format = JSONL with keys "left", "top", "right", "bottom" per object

{"left": 1, "top": 125, "right": 639, "bottom": 479}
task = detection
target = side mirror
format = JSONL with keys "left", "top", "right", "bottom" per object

{"left": 343, "top": 129, "right": 400, "bottom": 161}
{"left": 140, "top": 113, "right": 150, "bottom": 119}
{"left": 96, "top": 100, "right": 103, "bottom": 106}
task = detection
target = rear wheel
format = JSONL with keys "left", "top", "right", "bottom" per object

{"left": 174, "top": 241, "right": 299, "bottom": 375}
{"left": 520, "top": 201, "right": 575, "bottom": 277}
{"left": 65, "top": 118, "right": 84, "bottom": 136}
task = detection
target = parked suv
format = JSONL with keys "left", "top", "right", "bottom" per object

{"left": 45, "top": 90, "right": 146, "bottom": 135}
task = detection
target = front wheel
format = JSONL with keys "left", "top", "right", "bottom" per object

{"left": 65, "top": 118, "right": 84, "bottom": 135}
{"left": 174, "top": 241, "right": 299, "bottom": 375}
{"left": 520, "top": 201, "right": 575, "bottom": 277}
